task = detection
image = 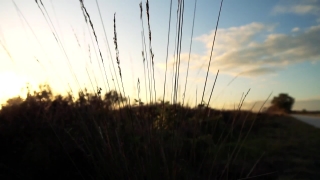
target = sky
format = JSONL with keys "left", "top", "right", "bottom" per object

{"left": 0, "top": 0, "right": 319, "bottom": 111}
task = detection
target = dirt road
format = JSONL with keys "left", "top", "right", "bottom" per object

{"left": 291, "top": 114, "right": 320, "bottom": 128}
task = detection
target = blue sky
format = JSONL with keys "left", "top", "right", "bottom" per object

{"left": 0, "top": 0, "right": 319, "bottom": 110}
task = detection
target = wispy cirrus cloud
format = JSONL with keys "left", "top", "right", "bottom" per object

{"left": 272, "top": 0, "right": 320, "bottom": 22}
{"left": 239, "top": 67, "right": 279, "bottom": 76}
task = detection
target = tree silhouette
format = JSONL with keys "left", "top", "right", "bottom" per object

{"left": 270, "top": 93, "right": 295, "bottom": 113}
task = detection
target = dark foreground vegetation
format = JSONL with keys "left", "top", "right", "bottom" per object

{"left": 2, "top": 0, "right": 319, "bottom": 179}
{"left": 1, "top": 87, "right": 320, "bottom": 180}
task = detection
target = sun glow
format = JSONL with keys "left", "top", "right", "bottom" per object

{"left": 0, "top": 71, "right": 34, "bottom": 105}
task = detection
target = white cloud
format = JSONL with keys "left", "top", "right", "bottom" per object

{"left": 272, "top": 0, "right": 320, "bottom": 20}
{"left": 174, "top": 23, "right": 320, "bottom": 77}
{"left": 195, "top": 22, "right": 275, "bottom": 52}
{"left": 292, "top": 27, "right": 300, "bottom": 32}
{"left": 239, "top": 67, "right": 278, "bottom": 76}
{"left": 290, "top": 5, "right": 317, "bottom": 15}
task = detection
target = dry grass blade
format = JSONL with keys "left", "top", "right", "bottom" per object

{"left": 218, "top": 88, "right": 251, "bottom": 178}
{"left": 12, "top": 0, "right": 69, "bottom": 92}
{"left": 140, "top": 2, "right": 153, "bottom": 103}
{"left": 173, "top": 0, "right": 185, "bottom": 104}
{"left": 182, "top": 0, "right": 197, "bottom": 106}
{"left": 205, "top": 70, "right": 219, "bottom": 109}
{"left": 162, "top": 0, "right": 173, "bottom": 107}
{"left": 246, "top": 152, "right": 266, "bottom": 178}
{"left": 79, "top": 0, "right": 111, "bottom": 92}
{"left": 0, "top": 39, "right": 15, "bottom": 64}
{"left": 113, "top": 13, "right": 126, "bottom": 99}
{"left": 146, "top": 0, "right": 157, "bottom": 103}
{"left": 200, "top": 0, "right": 224, "bottom": 106}
{"left": 95, "top": 0, "right": 122, "bottom": 94}
{"left": 72, "top": 27, "right": 99, "bottom": 94}
{"left": 35, "top": 0, "right": 84, "bottom": 93}
{"left": 170, "top": 5, "right": 180, "bottom": 103}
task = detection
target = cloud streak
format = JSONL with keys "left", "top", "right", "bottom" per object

{"left": 172, "top": 22, "right": 320, "bottom": 77}
{"left": 273, "top": 4, "right": 320, "bottom": 15}
{"left": 272, "top": 0, "right": 320, "bottom": 19}
{"left": 292, "top": 27, "right": 300, "bottom": 32}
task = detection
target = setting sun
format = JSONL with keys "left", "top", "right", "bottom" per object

{"left": 0, "top": 71, "right": 33, "bottom": 104}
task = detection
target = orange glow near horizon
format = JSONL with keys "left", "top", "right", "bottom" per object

{"left": 0, "top": 71, "right": 33, "bottom": 104}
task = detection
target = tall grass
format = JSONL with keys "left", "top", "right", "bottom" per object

{"left": 0, "top": 0, "right": 277, "bottom": 179}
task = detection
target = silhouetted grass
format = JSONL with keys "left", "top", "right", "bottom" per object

{"left": 1, "top": 0, "right": 320, "bottom": 180}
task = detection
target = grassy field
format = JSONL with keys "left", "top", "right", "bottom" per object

{"left": 1, "top": 88, "right": 320, "bottom": 179}
{"left": 1, "top": 0, "right": 320, "bottom": 179}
